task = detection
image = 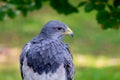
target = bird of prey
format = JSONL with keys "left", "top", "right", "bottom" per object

{"left": 20, "top": 20, "right": 74, "bottom": 80}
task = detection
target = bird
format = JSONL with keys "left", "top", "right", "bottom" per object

{"left": 20, "top": 20, "right": 74, "bottom": 80}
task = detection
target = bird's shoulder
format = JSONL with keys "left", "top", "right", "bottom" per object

{"left": 20, "top": 38, "right": 71, "bottom": 74}
{"left": 20, "top": 37, "right": 72, "bottom": 65}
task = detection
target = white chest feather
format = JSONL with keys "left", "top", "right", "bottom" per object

{"left": 22, "top": 57, "right": 66, "bottom": 80}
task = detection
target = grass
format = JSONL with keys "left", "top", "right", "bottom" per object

{"left": 0, "top": 3, "right": 120, "bottom": 80}
{"left": 75, "top": 66, "right": 120, "bottom": 80}
{"left": 0, "top": 68, "right": 21, "bottom": 80}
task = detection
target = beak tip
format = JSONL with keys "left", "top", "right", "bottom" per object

{"left": 70, "top": 33, "right": 74, "bottom": 37}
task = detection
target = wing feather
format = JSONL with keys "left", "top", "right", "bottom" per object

{"left": 20, "top": 43, "right": 31, "bottom": 79}
{"left": 64, "top": 44, "right": 74, "bottom": 80}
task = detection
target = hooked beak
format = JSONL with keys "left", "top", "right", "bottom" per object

{"left": 63, "top": 27, "right": 73, "bottom": 37}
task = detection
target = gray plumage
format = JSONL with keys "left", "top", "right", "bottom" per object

{"left": 20, "top": 20, "right": 74, "bottom": 80}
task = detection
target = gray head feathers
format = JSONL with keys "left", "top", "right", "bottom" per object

{"left": 39, "top": 20, "right": 73, "bottom": 40}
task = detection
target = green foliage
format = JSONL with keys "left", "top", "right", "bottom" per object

{"left": 50, "top": 0, "right": 78, "bottom": 15}
{"left": 0, "top": 9, "right": 5, "bottom": 20}
{"left": 0, "top": 0, "right": 120, "bottom": 29}
{"left": 7, "top": 9, "right": 16, "bottom": 18}
{"left": 78, "top": 0, "right": 120, "bottom": 29}
{"left": 84, "top": 2, "right": 95, "bottom": 12}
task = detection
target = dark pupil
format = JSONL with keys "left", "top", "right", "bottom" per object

{"left": 57, "top": 27, "right": 62, "bottom": 30}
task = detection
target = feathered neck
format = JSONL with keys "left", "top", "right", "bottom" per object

{"left": 37, "top": 31, "right": 64, "bottom": 40}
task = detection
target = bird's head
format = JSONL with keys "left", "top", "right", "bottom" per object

{"left": 40, "top": 20, "right": 73, "bottom": 39}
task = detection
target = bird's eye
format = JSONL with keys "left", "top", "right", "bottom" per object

{"left": 56, "top": 27, "right": 62, "bottom": 30}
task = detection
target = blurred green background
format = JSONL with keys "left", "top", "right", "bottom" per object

{"left": 0, "top": 3, "right": 120, "bottom": 80}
